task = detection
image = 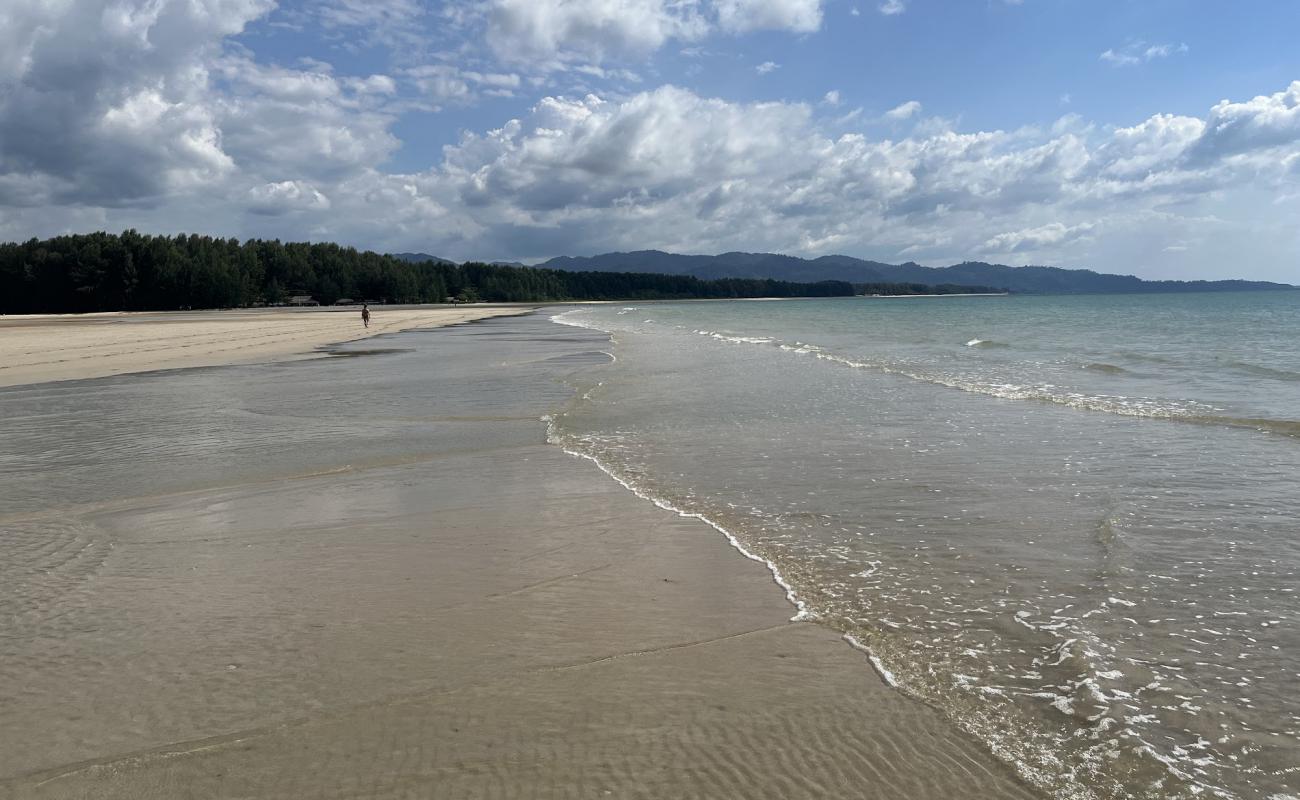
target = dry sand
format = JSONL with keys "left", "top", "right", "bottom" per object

{"left": 0, "top": 305, "right": 531, "bottom": 387}
{"left": 0, "top": 312, "right": 1039, "bottom": 799}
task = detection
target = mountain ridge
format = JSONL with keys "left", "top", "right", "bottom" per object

{"left": 537, "top": 251, "right": 1295, "bottom": 294}
{"left": 390, "top": 249, "right": 1294, "bottom": 293}
{"left": 392, "top": 249, "right": 1294, "bottom": 294}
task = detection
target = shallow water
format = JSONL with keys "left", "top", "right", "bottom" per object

{"left": 1, "top": 313, "right": 1042, "bottom": 800}
{"left": 549, "top": 292, "right": 1300, "bottom": 800}
{"left": 0, "top": 316, "right": 589, "bottom": 776}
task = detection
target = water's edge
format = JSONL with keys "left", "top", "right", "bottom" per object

{"left": 542, "top": 309, "right": 1055, "bottom": 796}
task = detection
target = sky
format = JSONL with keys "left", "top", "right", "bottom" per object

{"left": 2, "top": 1, "right": 1299, "bottom": 281}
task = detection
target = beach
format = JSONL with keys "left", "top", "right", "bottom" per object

{"left": 0, "top": 305, "right": 532, "bottom": 388}
{"left": 0, "top": 309, "right": 1035, "bottom": 799}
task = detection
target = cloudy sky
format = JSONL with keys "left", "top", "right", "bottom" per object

{"left": 2, "top": 1, "right": 1299, "bottom": 281}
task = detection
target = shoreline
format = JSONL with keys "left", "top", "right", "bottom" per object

{"left": 1, "top": 312, "right": 1039, "bottom": 799}
{"left": 860, "top": 292, "right": 1010, "bottom": 298}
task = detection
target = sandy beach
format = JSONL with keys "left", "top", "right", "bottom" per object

{"left": 0, "top": 305, "right": 532, "bottom": 387}
{"left": 0, "top": 310, "right": 1036, "bottom": 799}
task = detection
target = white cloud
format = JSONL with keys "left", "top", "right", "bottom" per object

{"left": 308, "top": 0, "right": 430, "bottom": 50}
{"left": 885, "top": 100, "right": 922, "bottom": 120}
{"left": 1096, "top": 113, "right": 1204, "bottom": 179}
{"left": 215, "top": 57, "right": 402, "bottom": 181}
{"left": 486, "top": 0, "right": 710, "bottom": 64}
{"left": 879, "top": 0, "right": 906, "bottom": 15}
{"left": 0, "top": 0, "right": 406, "bottom": 214}
{"left": 1100, "top": 41, "right": 1188, "bottom": 67}
{"left": 483, "top": 0, "right": 823, "bottom": 65}
{"left": 0, "top": 0, "right": 274, "bottom": 205}
{"left": 756, "top": 61, "right": 780, "bottom": 74}
{"left": 98, "top": 90, "right": 235, "bottom": 191}
{"left": 714, "top": 0, "right": 823, "bottom": 33}
{"left": 823, "top": 90, "right": 841, "bottom": 106}
{"left": 1192, "top": 81, "right": 1300, "bottom": 162}
{"left": 406, "top": 65, "right": 523, "bottom": 103}
{"left": 247, "top": 180, "right": 332, "bottom": 215}
{"left": 981, "top": 222, "right": 1095, "bottom": 254}
{"left": 354, "top": 81, "right": 1299, "bottom": 269}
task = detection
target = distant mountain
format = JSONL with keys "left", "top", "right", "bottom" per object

{"left": 539, "top": 251, "right": 1295, "bottom": 294}
{"left": 392, "top": 252, "right": 456, "bottom": 265}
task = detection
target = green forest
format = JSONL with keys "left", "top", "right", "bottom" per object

{"left": 0, "top": 231, "right": 858, "bottom": 313}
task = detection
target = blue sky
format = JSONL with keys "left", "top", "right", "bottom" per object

{"left": 2, "top": 1, "right": 1299, "bottom": 281}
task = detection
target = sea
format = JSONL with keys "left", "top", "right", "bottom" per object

{"left": 547, "top": 291, "right": 1300, "bottom": 800}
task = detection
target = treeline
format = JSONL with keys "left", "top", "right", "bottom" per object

{"left": 0, "top": 231, "right": 854, "bottom": 314}
{"left": 856, "top": 282, "right": 1006, "bottom": 296}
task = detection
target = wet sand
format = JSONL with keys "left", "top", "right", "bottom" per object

{"left": 0, "top": 305, "right": 532, "bottom": 387}
{"left": 0, "top": 313, "right": 1037, "bottom": 799}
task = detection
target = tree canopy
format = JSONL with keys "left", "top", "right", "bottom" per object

{"left": 0, "top": 231, "right": 857, "bottom": 314}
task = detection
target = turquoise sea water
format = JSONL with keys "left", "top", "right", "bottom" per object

{"left": 549, "top": 292, "right": 1300, "bottom": 800}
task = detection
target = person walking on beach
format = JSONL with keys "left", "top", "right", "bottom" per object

{"left": 361, "top": 303, "right": 371, "bottom": 328}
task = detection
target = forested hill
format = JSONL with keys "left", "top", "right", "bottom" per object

{"left": 396, "top": 252, "right": 1002, "bottom": 295}
{"left": 539, "top": 251, "right": 1296, "bottom": 294}
{"left": 0, "top": 232, "right": 854, "bottom": 314}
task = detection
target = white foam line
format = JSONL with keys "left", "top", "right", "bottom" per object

{"left": 555, "top": 438, "right": 811, "bottom": 623}
{"left": 549, "top": 310, "right": 604, "bottom": 331}
{"left": 842, "top": 633, "right": 899, "bottom": 687}
{"left": 580, "top": 305, "right": 1219, "bottom": 425}
{"left": 545, "top": 311, "right": 809, "bottom": 622}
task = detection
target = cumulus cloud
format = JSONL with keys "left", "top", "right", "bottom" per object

{"left": 1095, "top": 113, "right": 1204, "bottom": 179}
{"left": 879, "top": 0, "right": 906, "bottom": 16}
{"left": 1192, "top": 81, "right": 1300, "bottom": 162}
{"left": 247, "top": 180, "right": 332, "bottom": 215}
{"left": 485, "top": 0, "right": 710, "bottom": 64}
{"left": 438, "top": 88, "right": 822, "bottom": 216}
{"left": 214, "top": 57, "right": 402, "bottom": 182}
{"left": 755, "top": 61, "right": 780, "bottom": 74}
{"left": 0, "top": 0, "right": 273, "bottom": 205}
{"left": 337, "top": 80, "right": 1299, "bottom": 265}
{"left": 0, "top": 0, "right": 414, "bottom": 217}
